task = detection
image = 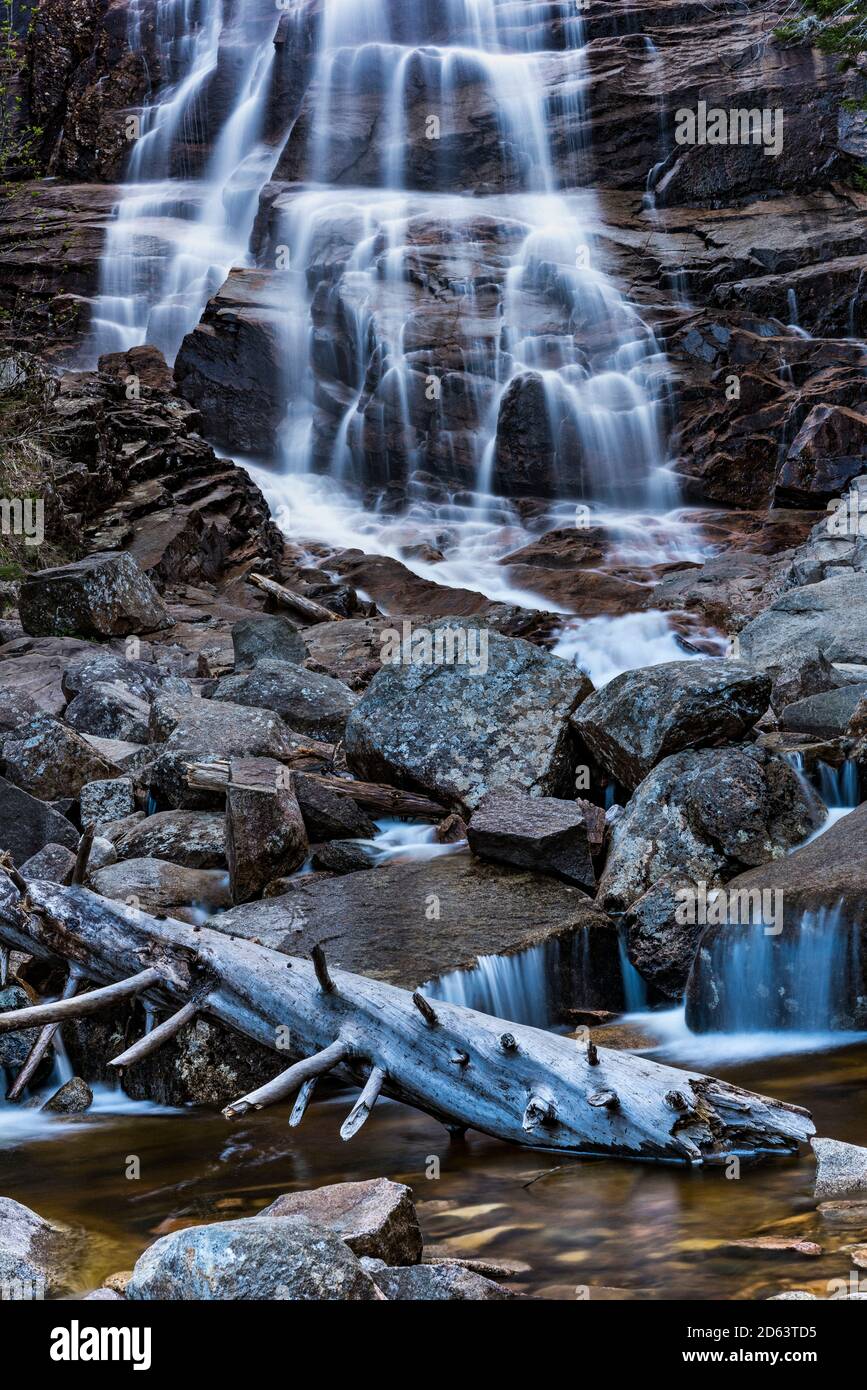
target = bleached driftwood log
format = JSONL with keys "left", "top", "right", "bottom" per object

{"left": 0, "top": 872, "right": 814, "bottom": 1162}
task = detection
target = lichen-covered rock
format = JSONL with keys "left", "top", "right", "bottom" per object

{"left": 148, "top": 699, "right": 303, "bottom": 808}
{"left": 2, "top": 713, "right": 117, "bottom": 799}
{"left": 19, "top": 552, "right": 171, "bottom": 639}
{"left": 125, "top": 1215, "right": 379, "bottom": 1300}
{"left": 812, "top": 1138, "right": 867, "bottom": 1201}
{"left": 369, "top": 1262, "right": 521, "bottom": 1300}
{"left": 467, "top": 790, "right": 596, "bottom": 891}
{"left": 79, "top": 777, "right": 136, "bottom": 830}
{"left": 231, "top": 614, "right": 308, "bottom": 669}
{"left": 261, "top": 1180, "right": 422, "bottom": 1266}
{"left": 212, "top": 659, "right": 359, "bottom": 741}
{"left": 597, "top": 746, "right": 825, "bottom": 913}
{"left": 624, "top": 873, "right": 707, "bottom": 1001}
{"left": 344, "top": 625, "right": 592, "bottom": 812}
{"left": 112, "top": 810, "right": 226, "bottom": 869}
{"left": 41, "top": 1076, "right": 93, "bottom": 1114}
{"left": 65, "top": 681, "right": 152, "bottom": 743}
{"left": 572, "top": 659, "right": 771, "bottom": 791}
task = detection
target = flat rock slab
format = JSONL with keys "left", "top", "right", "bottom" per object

{"left": 261, "top": 1179, "right": 422, "bottom": 1266}
{"left": 211, "top": 855, "right": 621, "bottom": 1008}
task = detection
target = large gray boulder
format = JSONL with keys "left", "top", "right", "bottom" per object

{"left": 65, "top": 681, "right": 152, "bottom": 744}
{"left": 597, "top": 746, "right": 825, "bottom": 914}
{"left": 572, "top": 659, "right": 771, "bottom": 791}
{"left": 112, "top": 810, "right": 226, "bottom": 868}
{"left": 19, "top": 841, "right": 77, "bottom": 884}
{"left": 231, "top": 614, "right": 308, "bottom": 669}
{"left": 125, "top": 1215, "right": 379, "bottom": 1300}
{"left": 2, "top": 714, "right": 117, "bottom": 799}
{"left": 261, "top": 1180, "right": 422, "bottom": 1266}
{"left": 212, "top": 660, "right": 358, "bottom": 741}
{"left": 89, "top": 857, "right": 231, "bottom": 923}
{"left": 737, "top": 574, "right": 867, "bottom": 685}
{"left": 0, "top": 1197, "right": 84, "bottom": 1299}
{"left": 148, "top": 698, "right": 303, "bottom": 808}
{"left": 344, "top": 626, "right": 592, "bottom": 812}
{"left": 61, "top": 651, "right": 182, "bottom": 702}
{"left": 467, "top": 790, "right": 597, "bottom": 891}
{"left": 0, "top": 775, "right": 78, "bottom": 865}
{"left": 19, "top": 552, "right": 171, "bottom": 638}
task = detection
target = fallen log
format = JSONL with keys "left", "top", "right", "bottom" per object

{"left": 0, "top": 872, "right": 814, "bottom": 1162}
{"left": 185, "top": 763, "right": 447, "bottom": 820}
{"left": 249, "top": 572, "right": 341, "bottom": 624}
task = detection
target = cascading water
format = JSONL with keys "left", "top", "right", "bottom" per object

{"left": 84, "top": 0, "right": 703, "bottom": 633}
{"left": 86, "top": 0, "right": 284, "bottom": 362}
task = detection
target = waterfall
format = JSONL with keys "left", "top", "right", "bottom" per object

{"left": 86, "top": 0, "right": 284, "bottom": 362}
{"left": 84, "top": 0, "right": 682, "bottom": 525}
{"left": 688, "top": 903, "right": 863, "bottom": 1034}
{"left": 425, "top": 941, "right": 554, "bottom": 1028}
{"left": 817, "top": 758, "right": 860, "bottom": 809}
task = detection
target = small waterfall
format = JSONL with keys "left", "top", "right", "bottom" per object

{"left": 688, "top": 903, "right": 862, "bottom": 1033}
{"left": 618, "top": 931, "right": 648, "bottom": 1012}
{"left": 817, "top": 758, "right": 860, "bottom": 809}
{"left": 86, "top": 0, "right": 284, "bottom": 362}
{"left": 425, "top": 941, "right": 554, "bottom": 1028}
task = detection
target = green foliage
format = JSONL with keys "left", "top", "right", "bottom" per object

{"left": 776, "top": 1, "right": 867, "bottom": 62}
{"left": 0, "top": 0, "right": 43, "bottom": 188}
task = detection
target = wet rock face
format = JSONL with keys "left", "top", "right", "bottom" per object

{"left": 344, "top": 625, "right": 592, "bottom": 813}
{"left": 573, "top": 659, "right": 772, "bottom": 791}
{"left": 125, "top": 1215, "right": 380, "bottom": 1301}
{"left": 19, "top": 552, "right": 171, "bottom": 639}
{"left": 775, "top": 405, "right": 867, "bottom": 507}
{"left": 597, "top": 745, "right": 825, "bottom": 914}
{"left": 25, "top": 0, "right": 154, "bottom": 180}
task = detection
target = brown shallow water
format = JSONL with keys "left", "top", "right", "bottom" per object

{"left": 2, "top": 1035, "right": 866, "bottom": 1300}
